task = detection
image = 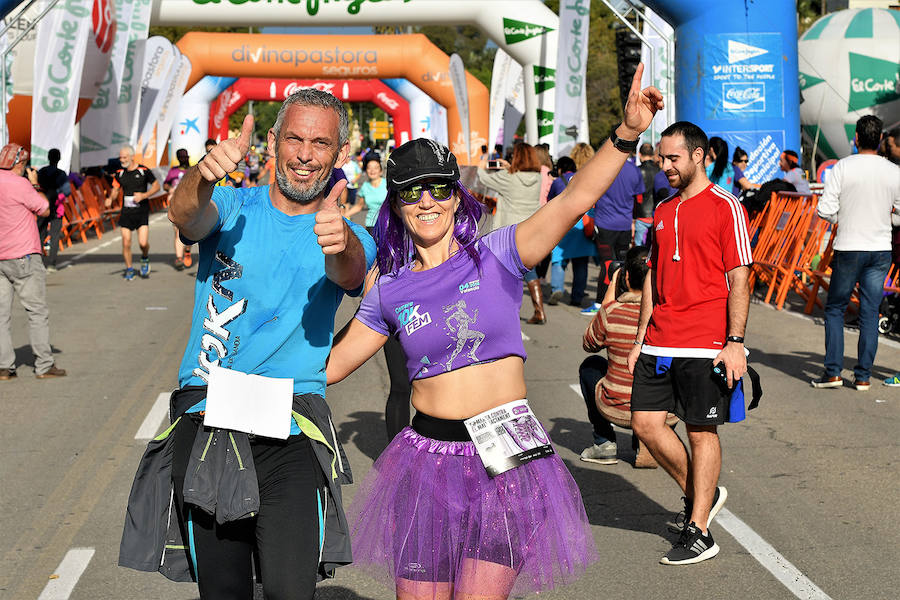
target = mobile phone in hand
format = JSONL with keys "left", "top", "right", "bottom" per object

{"left": 487, "top": 159, "right": 500, "bottom": 169}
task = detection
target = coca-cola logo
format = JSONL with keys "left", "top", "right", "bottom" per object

{"left": 376, "top": 91, "right": 399, "bottom": 110}
{"left": 725, "top": 86, "right": 762, "bottom": 102}
{"left": 92, "top": 0, "right": 116, "bottom": 53}
{"left": 283, "top": 81, "right": 335, "bottom": 98}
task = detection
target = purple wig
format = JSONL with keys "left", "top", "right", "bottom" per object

{"left": 373, "top": 183, "right": 485, "bottom": 276}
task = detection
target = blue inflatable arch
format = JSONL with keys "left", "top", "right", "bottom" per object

{"left": 642, "top": 0, "right": 800, "bottom": 183}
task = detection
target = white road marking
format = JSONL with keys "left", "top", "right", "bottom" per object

{"left": 135, "top": 392, "right": 171, "bottom": 440}
{"left": 144, "top": 306, "right": 168, "bottom": 311}
{"left": 568, "top": 380, "right": 832, "bottom": 599}
{"left": 37, "top": 547, "right": 94, "bottom": 600}
{"left": 520, "top": 331, "right": 530, "bottom": 341}
{"left": 716, "top": 509, "right": 834, "bottom": 600}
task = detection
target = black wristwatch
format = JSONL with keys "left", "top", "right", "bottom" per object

{"left": 609, "top": 128, "right": 639, "bottom": 153}
{"left": 726, "top": 335, "right": 745, "bottom": 344}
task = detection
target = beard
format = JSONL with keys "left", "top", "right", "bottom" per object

{"left": 669, "top": 162, "right": 697, "bottom": 190}
{"left": 274, "top": 163, "right": 329, "bottom": 205}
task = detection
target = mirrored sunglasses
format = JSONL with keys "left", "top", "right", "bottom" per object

{"left": 397, "top": 182, "right": 455, "bottom": 204}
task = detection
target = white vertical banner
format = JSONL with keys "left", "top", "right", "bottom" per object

{"left": 489, "top": 49, "right": 518, "bottom": 150}
{"left": 79, "top": 0, "right": 145, "bottom": 166}
{"left": 152, "top": 55, "right": 192, "bottom": 163}
{"left": 134, "top": 37, "right": 177, "bottom": 151}
{"left": 448, "top": 53, "right": 471, "bottom": 161}
{"left": 502, "top": 69, "right": 525, "bottom": 150}
{"left": 119, "top": 0, "right": 152, "bottom": 148}
{"left": 0, "top": 30, "right": 10, "bottom": 125}
{"left": 641, "top": 6, "right": 674, "bottom": 143}
{"left": 553, "top": 0, "right": 591, "bottom": 158}
{"left": 31, "top": 0, "right": 92, "bottom": 170}
{"left": 109, "top": 0, "right": 134, "bottom": 98}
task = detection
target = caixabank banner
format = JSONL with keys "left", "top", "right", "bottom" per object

{"left": 704, "top": 32, "right": 783, "bottom": 120}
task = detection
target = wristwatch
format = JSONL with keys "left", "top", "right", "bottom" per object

{"left": 726, "top": 336, "right": 745, "bottom": 344}
{"left": 609, "top": 128, "right": 639, "bottom": 153}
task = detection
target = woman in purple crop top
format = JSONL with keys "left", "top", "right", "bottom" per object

{"left": 326, "top": 66, "right": 663, "bottom": 600}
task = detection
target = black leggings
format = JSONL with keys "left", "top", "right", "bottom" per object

{"left": 172, "top": 416, "right": 326, "bottom": 600}
{"left": 383, "top": 335, "right": 411, "bottom": 440}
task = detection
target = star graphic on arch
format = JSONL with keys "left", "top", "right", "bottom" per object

{"left": 179, "top": 117, "right": 200, "bottom": 135}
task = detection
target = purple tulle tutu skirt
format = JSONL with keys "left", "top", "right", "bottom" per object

{"left": 348, "top": 426, "right": 599, "bottom": 598}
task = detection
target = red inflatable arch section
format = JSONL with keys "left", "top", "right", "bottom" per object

{"left": 176, "top": 32, "right": 487, "bottom": 164}
{"left": 209, "top": 79, "right": 412, "bottom": 148}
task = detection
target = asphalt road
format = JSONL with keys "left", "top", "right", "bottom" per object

{"left": 1, "top": 211, "right": 897, "bottom": 600}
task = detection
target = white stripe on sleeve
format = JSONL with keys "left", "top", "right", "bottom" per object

{"left": 712, "top": 186, "right": 752, "bottom": 265}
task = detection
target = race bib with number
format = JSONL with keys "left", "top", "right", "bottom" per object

{"left": 464, "top": 400, "right": 554, "bottom": 476}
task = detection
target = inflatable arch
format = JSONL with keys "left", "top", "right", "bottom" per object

{"left": 209, "top": 78, "right": 412, "bottom": 148}
{"left": 152, "top": 0, "right": 558, "bottom": 151}
{"left": 382, "top": 78, "right": 449, "bottom": 146}
{"left": 643, "top": 0, "right": 801, "bottom": 182}
{"left": 173, "top": 32, "right": 487, "bottom": 163}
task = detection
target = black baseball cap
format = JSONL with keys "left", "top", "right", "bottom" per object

{"left": 386, "top": 139, "right": 460, "bottom": 190}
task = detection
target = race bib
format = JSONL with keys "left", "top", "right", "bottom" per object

{"left": 464, "top": 400, "right": 554, "bottom": 476}
{"left": 204, "top": 366, "right": 293, "bottom": 439}
{"left": 123, "top": 195, "right": 137, "bottom": 208}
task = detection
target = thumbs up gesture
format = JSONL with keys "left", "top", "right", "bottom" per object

{"left": 314, "top": 178, "right": 349, "bottom": 255}
{"left": 197, "top": 114, "right": 254, "bottom": 183}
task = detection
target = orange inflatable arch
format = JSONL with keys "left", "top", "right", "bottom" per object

{"left": 176, "top": 32, "right": 487, "bottom": 164}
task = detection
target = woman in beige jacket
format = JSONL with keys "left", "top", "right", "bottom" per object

{"left": 477, "top": 144, "right": 545, "bottom": 323}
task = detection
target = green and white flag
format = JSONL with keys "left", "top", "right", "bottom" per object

{"left": 31, "top": 0, "right": 92, "bottom": 170}
{"left": 553, "top": 0, "right": 590, "bottom": 157}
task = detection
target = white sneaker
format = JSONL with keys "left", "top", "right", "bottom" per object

{"left": 580, "top": 441, "right": 617, "bottom": 464}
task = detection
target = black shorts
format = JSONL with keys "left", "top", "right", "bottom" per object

{"left": 118, "top": 206, "right": 149, "bottom": 230}
{"left": 631, "top": 353, "right": 730, "bottom": 426}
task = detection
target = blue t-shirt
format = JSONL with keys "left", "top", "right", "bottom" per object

{"left": 592, "top": 160, "right": 644, "bottom": 231}
{"left": 359, "top": 179, "right": 388, "bottom": 228}
{"left": 177, "top": 185, "right": 376, "bottom": 426}
{"left": 654, "top": 169, "right": 676, "bottom": 202}
{"left": 731, "top": 164, "right": 745, "bottom": 197}
{"left": 706, "top": 163, "right": 735, "bottom": 190}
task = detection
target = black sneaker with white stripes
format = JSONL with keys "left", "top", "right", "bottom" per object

{"left": 660, "top": 522, "right": 720, "bottom": 565}
{"left": 672, "top": 486, "right": 728, "bottom": 534}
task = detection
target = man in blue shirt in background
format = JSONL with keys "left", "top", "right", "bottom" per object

{"left": 163, "top": 88, "right": 375, "bottom": 599}
{"left": 583, "top": 156, "right": 644, "bottom": 315}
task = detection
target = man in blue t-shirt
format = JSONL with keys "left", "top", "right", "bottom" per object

{"left": 584, "top": 158, "right": 644, "bottom": 314}
{"left": 165, "top": 89, "right": 375, "bottom": 598}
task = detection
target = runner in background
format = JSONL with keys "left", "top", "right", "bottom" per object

{"left": 163, "top": 149, "right": 193, "bottom": 270}
{"left": 106, "top": 146, "right": 159, "bottom": 281}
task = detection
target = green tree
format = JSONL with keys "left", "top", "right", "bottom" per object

{"left": 148, "top": 25, "right": 249, "bottom": 45}
{"left": 797, "top": 1, "right": 827, "bottom": 36}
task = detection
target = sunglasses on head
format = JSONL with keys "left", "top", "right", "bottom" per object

{"left": 396, "top": 182, "right": 455, "bottom": 204}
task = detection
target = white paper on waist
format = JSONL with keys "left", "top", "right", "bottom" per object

{"left": 204, "top": 366, "right": 293, "bottom": 439}
{"left": 123, "top": 195, "right": 137, "bottom": 208}
{"left": 463, "top": 399, "right": 554, "bottom": 476}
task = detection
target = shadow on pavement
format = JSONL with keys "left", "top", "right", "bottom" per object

{"left": 547, "top": 417, "right": 677, "bottom": 542}
{"left": 314, "top": 586, "right": 380, "bottom": 599}
{"left": 751, "top": 347, "right": 896, "bottom": 383}
{"left": 338, "top": 410, "right": 389, "bottom": 462}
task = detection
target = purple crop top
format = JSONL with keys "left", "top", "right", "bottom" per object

{"left": 355, "top": 225, "right": 530, "bottom": 381}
